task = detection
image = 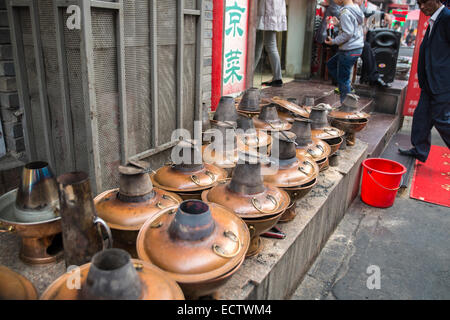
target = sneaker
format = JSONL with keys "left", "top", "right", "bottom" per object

{"left": 335, "top": 87, "right": 356, "bottom": 94}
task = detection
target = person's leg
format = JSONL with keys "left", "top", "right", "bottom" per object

{"left": 431, "top": 93, "right": 450, "bottom": 149}
{"left": 326, "top": 52, "right": 339, "bottom": 84}
{"left": 263, "top": 31, "right": 282, "bottom": 81}
{"left": 254, "top": 30, "right": 264, "bottom": 73}
{"left": 410, "top": 91, "right": 433, "bottom": 162}
{"left": 337, "top": 50, "right": 361, "bottom": 102}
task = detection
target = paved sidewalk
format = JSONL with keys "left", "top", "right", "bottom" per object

{"left": 291, "top": 122, "right": 450, "bottom": 300}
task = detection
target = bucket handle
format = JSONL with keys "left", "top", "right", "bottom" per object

{"left": 367, "top": 171, "right": 403, "bottom": 191}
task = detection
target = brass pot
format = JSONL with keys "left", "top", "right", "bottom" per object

{"left": 291, "top": 118, "right": 331, "bottom": 168}
{"left": 253, "top": 104, "right": 292, "bottom": 132}
{"left": 0, "top": 266, "right": 38, "bottom": 300}
{"left": 329, "top": 118, "right": 369, "bottom": 146}
{"left": 136, "top": 200, "right": 250, "bottom": 299}
{"left": 201, "top": 153, "right": 289, "bottom": 256}
{"left": 95, "top": 161, "right": 182, "bottom": 257}
{"left": 244, "top": 212, "right": 284, "bottom": 257}
{"left": 263, "top": 131, "right": 319, "bottom": 188}
{"left": 41, "top": 249, "right": 184, "bottom": 300}
{"left": 0, "top": 189, "right": 63, "bottom": 265}
{"left": 151, "top": 140, "right": 228, "bottom": 198}
{"left": 278, "top": 177, "right": 318, "bottom": 223}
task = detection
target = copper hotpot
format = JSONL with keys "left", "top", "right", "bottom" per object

{"left": 253, "top": 103, "right": 292, "bottom": 132}
{"left": 328, "top": 94, "right": 370, "bottom": 146}
{"left": 290, "top": 117, "right": 331, "bottom": 171}
{"left": 262, "top": 131, "right": 319, "bottom": 222}
{"left": 202, "top": 151, "right": 290, "bottom": 256}
{"left": 0, "top": 161, "right": 63, "bottom": 265}
{"left": 136, "top": 200, "right": 250, "bottom": 299}
{"left": 309, "top": 104, "right": 345, "bottom": 155}
{"left": 95, "top": 161, "right": 182, "bottom": 257}
{"left": 151, "top": 140, "right": 228, "bottom": 200}
{"left": 202, "top": 121, "right": 239, "bottom": 177}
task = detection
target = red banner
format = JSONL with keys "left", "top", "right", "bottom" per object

{"left": 403, "top": 12, "right": 429, "bottom": 116}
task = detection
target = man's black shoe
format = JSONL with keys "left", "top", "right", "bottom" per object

{"left": 261, "top": 79, "right": 283, "bottom": 87}
{"left": 398, "top": 147, "right": 426, "bottom": 162}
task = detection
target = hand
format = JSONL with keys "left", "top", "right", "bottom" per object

{"left": 324, "top": 37, "right": 333, "bottom": 45}
{"left": 330, "top": 16, "right": 339, "bottom": 25}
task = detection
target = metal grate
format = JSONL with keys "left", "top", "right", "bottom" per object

{"left": 123, "top": 0, "right": 152, "bottom": 157}
{"left": 92, "top": 7, "right": 120, "bottom": 191}
{"left": 9, "top": 0, "right": 204, "bottom": 194}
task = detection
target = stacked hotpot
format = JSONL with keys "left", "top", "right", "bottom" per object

{"left": 0, "top": 88, "right": 367, "bottom": 300}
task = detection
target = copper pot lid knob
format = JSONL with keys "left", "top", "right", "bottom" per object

{"left": 79, "top": 249, "right": 142, "bottom": 300}
{"left": 168, "top": 200, "right": 215, "bottom": 241}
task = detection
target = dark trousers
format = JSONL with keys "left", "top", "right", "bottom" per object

{"left": 360, "top": 41, "right": 379, "bottom": 84}
{"left": 411, "top": 89, "right": 450, "bottom": 162}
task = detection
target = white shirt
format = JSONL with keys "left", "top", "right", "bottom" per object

{"left": 429, "top": 5, "right": 445, "bottom": 34}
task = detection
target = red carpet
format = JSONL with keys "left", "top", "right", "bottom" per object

{"left": 410, "top": 145, "right": 450, "bottom": 207}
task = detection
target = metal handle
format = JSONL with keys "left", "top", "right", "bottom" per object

{"left": 251, "top": 195, "right": 279, "bottom": 214}
{"left": 323, "top": 128, "right": 339, "bottom": 136}
{"left": 248, "top": 225, "right": 256, "bottom": 238}
{"left": 0, "top": 223, "right": 15, "bottom": 233}
{"left": 317, "top": 144, "right": 324, "bottom": 152}
{"left": 205, "top": 170, "right": 216, "bottom": 182}
{"left": 94, "top": 217, "right": 113, "bottom": 249}
{"left": 212, "top": 230, "right": 241, "bottom": 259}
{"left": 156, "top": 194, "right": 180, "bottom": 210}
{"left": 191, "top": 174, "right": 202, "bottom": 185}
{"left": 367, "top": 171, "right": 403, "bottom": 191}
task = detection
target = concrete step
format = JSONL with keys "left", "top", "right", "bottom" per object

{"left": 356, "top": 112, "right": 402, "bottom": 158}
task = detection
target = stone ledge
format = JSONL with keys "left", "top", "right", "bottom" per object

{"left": 216, "top": 139, "right": 368, "bottom": 300}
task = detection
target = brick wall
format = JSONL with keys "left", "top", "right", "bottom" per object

{"left": 202, "top": 0, "right": 213, "bottom": 111}
{"left": 0, "top": 0, "right": 24, "bottom": 156}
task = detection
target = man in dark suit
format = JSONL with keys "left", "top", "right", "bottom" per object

{"left": 399, "top": 0, "right": 450, "bottom": 162}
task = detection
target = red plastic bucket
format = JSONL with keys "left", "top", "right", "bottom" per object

{"left": 361, "top": 158, "right": 406, "bottom": 208}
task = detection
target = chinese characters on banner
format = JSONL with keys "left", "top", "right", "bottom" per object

{"left": 403, "top": 12, "right": 428, "bottom": 116}
{"left": 222, "top": 0, "right": 249, "bottom": 96}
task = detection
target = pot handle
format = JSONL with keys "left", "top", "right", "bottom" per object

{"left": 0, "top": 222, "right": 15, "bottom": 233}
{"left": 251, "top": 195, "right": 278, "bottom": 214}
{"left": 94, "top": 217, "right": 113, "bottom": 249}
{"left": 212, "top": 230, "right": 241, "bottom": 259}
{"left": 156, "top": 194, "right": 180, "bottom": 210}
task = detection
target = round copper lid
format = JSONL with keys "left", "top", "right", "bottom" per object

{"left": 40, "top": 258, "right": 184, "bottom": 300}
{"left": 94, "top": 188, "right": 181, "bottom": 231}
{"left": 202, "top": 145, "right": 239, "bottom": 169}
{"left": 271, "top": 96, "right": 310, "bottom": 118}
{"left": 262, "top": 156, "right": 319, "bottom": 188}
{"left": 151, "top": 163, "right": 227, "bottom": 192}
{"left": 328, "top": 109, "right": 370, "bottom": 120}
{"left": 136, "top": 201, "right": 250, "bottom": 284}
{"left": 0, "top": 266, "right": 38, "bottom": 300}
{"left": 296, "top": 138, "right": 331, "bottom": 163}
{"left": 202, "top": 183, "right": 290, "bottom": 219}
{"left": 311, "top": 126, "right": 345, "bottom": 140}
